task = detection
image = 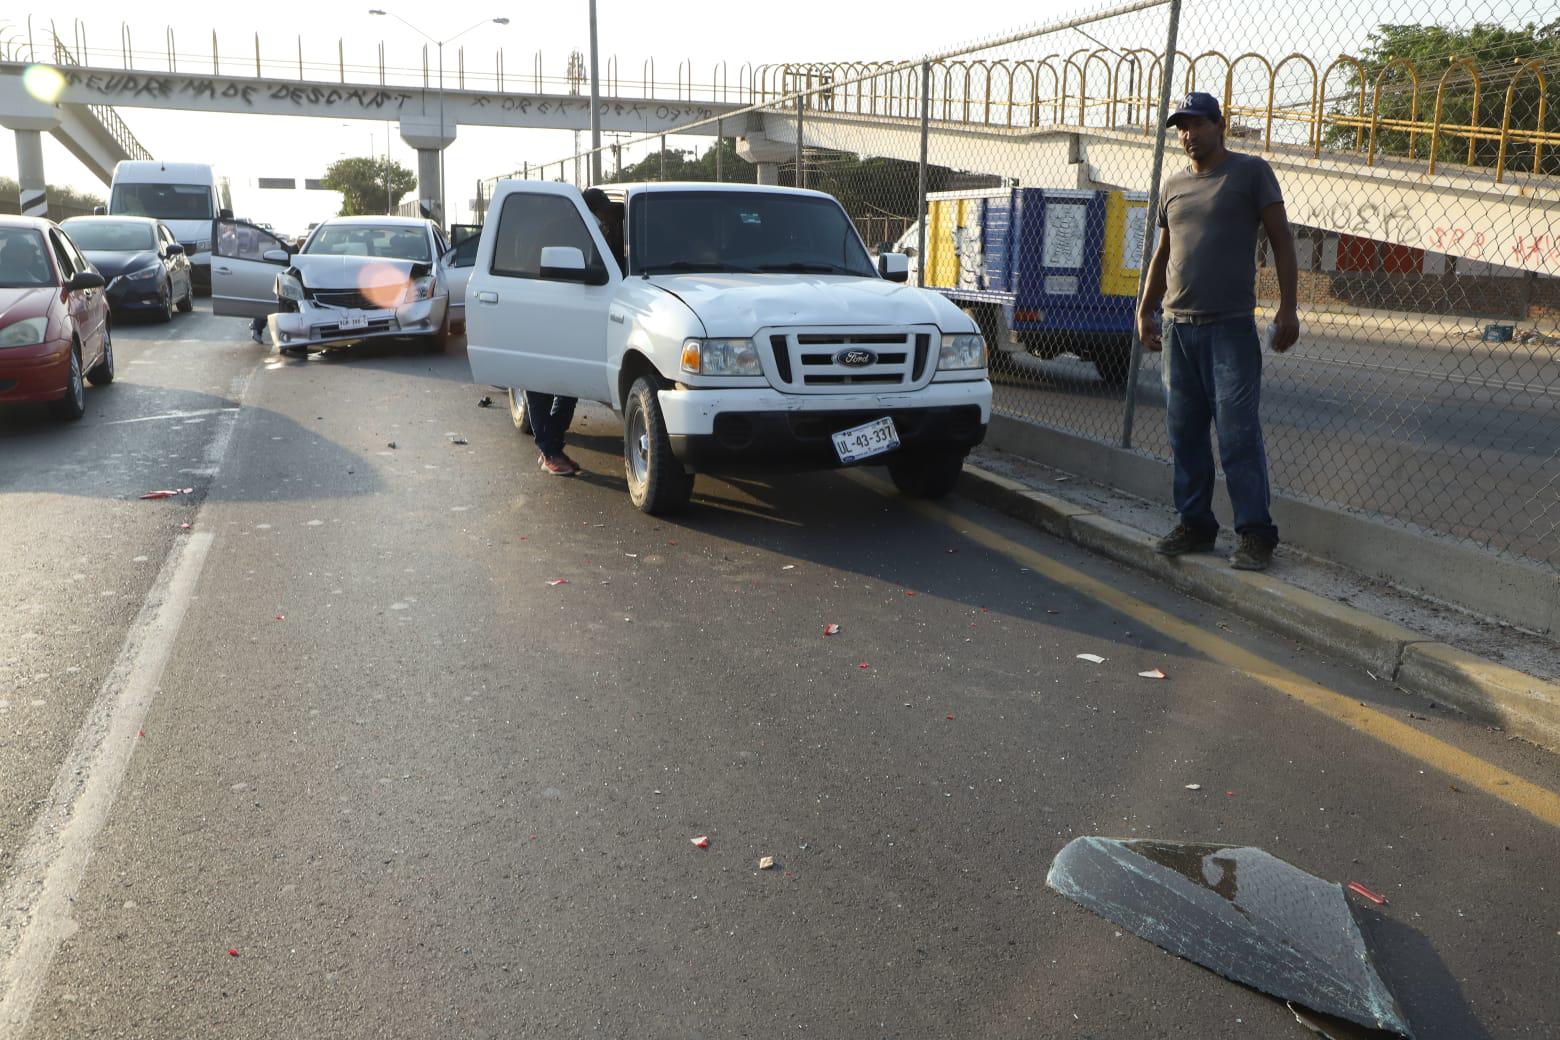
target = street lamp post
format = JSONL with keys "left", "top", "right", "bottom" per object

{"left": 588, "top": 0, "right": 601, "bottom": 184}
{"left": 369, "top": 9, "right": 509, "bottom": 223}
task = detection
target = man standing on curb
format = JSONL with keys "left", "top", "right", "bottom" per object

{"left": 1137, "top": 91, "right": 1299, "bottom": 572}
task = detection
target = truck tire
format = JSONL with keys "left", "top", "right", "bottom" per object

{"left": 887, "top": 450, "right": 964, "bottom": 499}
{"left": 508, "top": 388, "right": 532, "bottom": 435}
{"left": 1090, "top": 337, "right": 1135, "bottom": 387}
{"left": 623, "top": 376, "right": 693, "bottom": 514}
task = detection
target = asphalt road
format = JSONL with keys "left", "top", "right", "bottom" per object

{"left": 2, "top": 305, "right": 1558, "bottom": 1039}
{"left": 990, "top": 317, "right": 1560, "bottom": 568}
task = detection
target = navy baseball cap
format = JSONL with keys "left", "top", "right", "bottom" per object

{"left": 1167, "top": 92, "right": 1223, "bottom": 127}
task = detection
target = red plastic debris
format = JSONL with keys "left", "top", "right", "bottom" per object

{"left": 178, "top": 522, "right": 192, "bottom": 530}
{"left": 137, "top": 729, "right": 144, "bottom": 738}
{"left": 275, "top": 614, "right": 285, "bottom": 621}
{"left": 140, "top": 487, "right": 194, "bottom": 500}
{"left": 858, "top": 663, "right": 870, "bottom": 670}
{"left": 904, "top": 591, "right": 916, "bottom": 597}
{"left": 1226, "top": 791, "right": 1235, "bottom": 797}
{"left": 690, "top": 835, "right": 710, "bottom": 849}
{"left": 823, "top": 623, "right": 840, "bottom": 636}
{"left": 1347, "top": 882, "right": 1388, "bottom": 906}
{"left": 227, "top": 948, "right": 239, "bottom": 957}
{"left": 946, "top": 714, "right": 955, "bottom": 721}
{"left": 546, "top": 579, "right": 569, "bottom": 587}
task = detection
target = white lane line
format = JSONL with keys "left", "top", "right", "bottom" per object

{"left": 0, "top": 362, "right": 254, "bottom": 1037}
{"left": 98, "top": 407, "right": 240, "bottom": 427}
{"left": 0, "top": 532, "right": 214, "bottom": 1034}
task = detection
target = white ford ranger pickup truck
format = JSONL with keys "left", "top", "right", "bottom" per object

{"left": 465, "top": 181, "right": 992, "bottom": 513}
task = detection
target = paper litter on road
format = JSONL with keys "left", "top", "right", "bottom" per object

{"left": 1184, "top": 783, "right": 1201, "bottom": 790}
{"left": 690, "top": 835, "right": 710, "bottom": 849}
{"left": 1139, "top": 668, "right": 1168, "bottom": 679}
{"left": 782, "top": 564, "right": 796, "bottom": 570}
{"left": 546, "top": 579, "right": 569, "bottom": 587}
{"left": 450, "top": 436, "right": 469, "bottom": 445}
{"left": 758, "top": 856, "right": 775, "bottom": 869}
{"left": 1076, "top": 653, "right": 1106, "bottom": 664}
{"left": 823, "top": 623, "right": 840, "bottom": 636}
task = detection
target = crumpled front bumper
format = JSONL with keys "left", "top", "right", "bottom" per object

{"left": 267, "top": 294, "right": 448, "bottom": 350}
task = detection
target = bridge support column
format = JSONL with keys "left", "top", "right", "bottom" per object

{"left": 736, "top": 129, "right": 794, "bottom": 189}
{"left": 13, "top": 128, "right": 48, "bottom": 218}
{"left": 399, "top": 114, "right": 456, "bottom": 225}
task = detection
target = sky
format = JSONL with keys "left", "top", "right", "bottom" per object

{"left": 1, "top": 0, "right": 1473, "bottom": 233}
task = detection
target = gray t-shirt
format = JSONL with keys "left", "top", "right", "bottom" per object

{"left": 1157, "top": 152, "right": 1283, "bottom": 321}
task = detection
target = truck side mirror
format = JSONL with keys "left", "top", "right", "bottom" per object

{"left": 539, "top": 245, "right": 590, "bottom": 283}
{"left": 878, "top": 252, "right": 910, "bottom": 283}
{"left": 93, "top": 205, "right": 107, "bottom": 216}
{"left": 219, "top": 208, "right": 234, "bottom": 220}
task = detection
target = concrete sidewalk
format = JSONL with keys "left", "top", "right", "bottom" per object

{"left": 959, "top": 448, "right": 1560, "bottom": 751}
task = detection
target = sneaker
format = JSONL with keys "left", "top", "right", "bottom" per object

{"left": 1154, "top": 522, "right": 1216, "bottom": 556}
{"left": 538, "top": 454, "right": 577, "bottom": 476}
{"left": 557, "top": 451, "right": 582, "bottom": 474}
{"left": 1230, "top": 534, "right": 1275, "bottom": 571}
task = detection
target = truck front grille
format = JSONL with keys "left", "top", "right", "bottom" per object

{"left": 764, "top": 327, "right": 936, "bottom": 394}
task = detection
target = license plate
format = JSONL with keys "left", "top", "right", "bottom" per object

{"left": 338, "top": 311, "right": 368, "bottom": 330}
{"left": 832, "top": 416, "right": 900, "bottom": 464}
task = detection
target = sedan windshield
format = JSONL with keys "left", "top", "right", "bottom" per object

{"left": 0, "top": 228, "right": 55, "bottom": 288}
{"left": 61, "top": 220, "right": 157, "bottom": 252}
{"left": 632, "top": 192, "right": 877, "bottom": 277}
{"left": 304, "top": 224, "right": 430, "bottom": 262}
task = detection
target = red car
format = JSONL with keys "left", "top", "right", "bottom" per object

{"left": 0, "top": 215, "right": 113, "bottom": 421}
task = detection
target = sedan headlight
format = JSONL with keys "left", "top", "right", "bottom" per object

{"left": 403, "top": 275, "right": 436, "bottom": 303}
{"left": 680, "top": 337, "right": 762, "bottom": 376}
{"left": 0, "top": 316, "right": 49, "bottom": 348}
{"left": 124, "top": 264, "right": 162, "bottom": 282}
{"left": 938, "top": 332, "right": 987, "bottom": 371}
{"left": 277, "top": 273, "right": 305, "bottom": 302}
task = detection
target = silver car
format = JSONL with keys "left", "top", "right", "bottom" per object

{"left": 210, "top": 215, "right": 452, "bottom": 354}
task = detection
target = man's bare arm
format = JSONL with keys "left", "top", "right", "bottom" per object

{"left": 1136, "top": 225, "right": 1171, "bottom": 351}
{"left": 1261, "top": 202, "right": 1299, "bottom": 352}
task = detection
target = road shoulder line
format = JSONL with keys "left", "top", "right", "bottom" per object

{"left": 957, "top": 464, "right": 1560, "bottom": 751}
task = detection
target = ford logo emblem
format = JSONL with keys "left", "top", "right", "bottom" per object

{"left": 835, "top": 349, "right": 876, "bottom": 368}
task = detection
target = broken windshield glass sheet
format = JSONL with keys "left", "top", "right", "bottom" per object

{"left": 1045, "top": 837, "right": 1413, "bottom": 1038}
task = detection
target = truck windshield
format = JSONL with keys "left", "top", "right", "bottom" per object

{"left": 111, "top": 183, "right": 213, "bottom": 221}
{"left": 633, "top": 191, "right": 877, "bottom": 278}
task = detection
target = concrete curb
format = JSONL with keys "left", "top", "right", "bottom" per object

{"left": 958, "top": 464, "right": 1560, "bottom": 750}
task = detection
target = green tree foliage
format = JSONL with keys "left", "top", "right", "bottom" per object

{"left": 1327, "top": 20, "right": 1560, "bottom": 175}
{"left": 603, "top": 138, "right": 756, "bottom": 185}
{"left": 0, "top": 177, "right": 106, "bottom": 217}
{"left": 320, "top": 156, "right": 418, "bottom": 216}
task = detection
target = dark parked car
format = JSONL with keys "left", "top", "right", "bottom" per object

{"left": 0, "top": 216, "right": 113, "bottom": 420}
{"left": 60, "top": 215, "right": 194, "bottom": 322}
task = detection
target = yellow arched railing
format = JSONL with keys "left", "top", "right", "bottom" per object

{"left": 1224, "top": 52, "right": 1274, "bottom": 144}
{"left": 1367, "top": 56, "right": 1421, "bottom": 164}
{"left": 1319, "top": 55, "right": 1367, "bottom": 154}
{"left": 1497, "top": 58, "right": 1547, "bottom": 182}
{"left": 1429, "top": 57, "right": 1481, "bottom": 174}
{"left": 1271, "top": 54, "right": 1319, "bottom": 151}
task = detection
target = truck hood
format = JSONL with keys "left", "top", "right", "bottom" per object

{"left": 289, "top": 254, "right": 429, "bottom": 290}
{"left": 647, "top": 273, "right": 970, "bottom": 335}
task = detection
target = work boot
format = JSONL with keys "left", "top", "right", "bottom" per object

{"left": 1230, "top": 534, "right": 1275, "bottom": 571}
{"left": 1154, "top": 522, "right": 1216, "bottom": 556}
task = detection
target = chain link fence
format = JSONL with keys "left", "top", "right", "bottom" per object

{"left": 484, "top": 0, "right": 1559, "bottom": 577}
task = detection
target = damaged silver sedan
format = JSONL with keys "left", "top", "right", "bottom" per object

{"left": 210, "top": 215, "right": 454, "bottom": 354}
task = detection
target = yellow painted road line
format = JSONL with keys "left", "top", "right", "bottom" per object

{"left": 890, "top": 489, "right": 1560, "bottom": 828}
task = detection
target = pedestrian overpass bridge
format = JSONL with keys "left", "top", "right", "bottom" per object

{"left": 2, "top": 25, "right": 1555, "bottom": 276}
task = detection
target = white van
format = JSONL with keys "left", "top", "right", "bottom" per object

{"left": 108, "top": 161, "right": 233, "bottom": 294}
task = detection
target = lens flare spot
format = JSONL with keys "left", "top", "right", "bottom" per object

{"left": 22, "top": 65, "right": 66, "bottom": 104}
{"left": 357, "top": 263, "right": 407, "bottom": 309}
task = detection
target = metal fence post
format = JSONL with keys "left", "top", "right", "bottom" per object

{"left": 660, "top": 134, "right": 667, "bottom": 180}
{"left": 917, "top": 59, "right": 930, "bottom": 288}
{"left": 1119, "top": 0, "right": 1181, "bottom": 451}
{"left": 716, "top": 118, "right": 723, "bottom": 182}
{"left": 795, "top": 93, "right": 804, "bottom": 189}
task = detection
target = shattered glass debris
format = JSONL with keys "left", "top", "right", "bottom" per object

{"left": 1046, "top": 837, "right": 1413, "bottom": 1037}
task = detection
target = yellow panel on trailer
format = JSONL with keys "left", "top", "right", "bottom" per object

{"left": 1101, "top": 190, "right": 1149, "bottom": 298}
{"left": 925, "top": 197, "right": 964, "bottom": 290}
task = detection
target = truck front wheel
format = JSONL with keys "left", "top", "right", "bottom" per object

{"left": 887, "top": 450, "right": 965, "bottom": 499}
{"left": 623, "top": 376, "right": 694, "bottom": 514}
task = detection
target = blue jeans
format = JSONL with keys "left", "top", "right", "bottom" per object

{"left": 525, "top": 392, "right": 577, "bottom": 457}
{"left": 1161, "top": 317, "right": 1278, "bottom": 545}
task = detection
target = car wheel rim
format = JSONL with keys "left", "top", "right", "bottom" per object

{"left": 509, "top": 390, "right": 525, "bottom": 426}
{"left": 626, "top": 408, "right": 649, "bottom": 487}
{"left": 70, "top": 352, "right": 83, "bottom": 406}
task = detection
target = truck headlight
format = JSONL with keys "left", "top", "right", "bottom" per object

{"left": 938, "top": 333, "right": 987, "bottom": 371}
{"left": 680, "top": 337, "right": 761, "bottom": 376}
{"left": 0, "top": 316, "right": 49, "bottom": 348}
{"left": 278, "top": 273, "right": 305, "bottom": 302}
{"left": 403, "top": 275, "right": 436, "bottom": 303}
